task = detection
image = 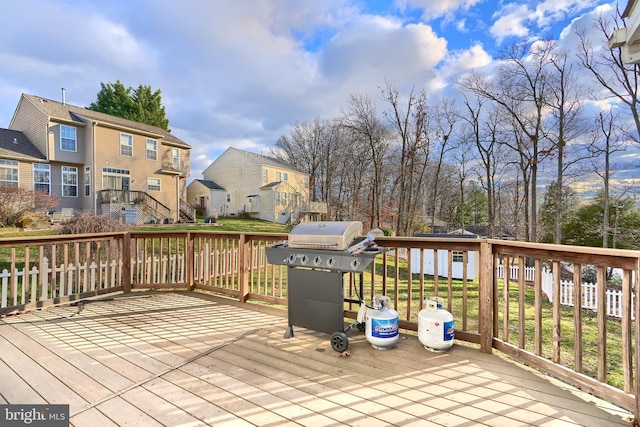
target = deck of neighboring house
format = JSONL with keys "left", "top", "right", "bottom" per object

{"left": 0, "top": 291, "right": 633, "bottom": 426}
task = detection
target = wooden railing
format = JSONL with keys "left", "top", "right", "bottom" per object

{"left": 0, "top": 230, "right": 638, "bottom": 421}
{"left": 98, "top": 190, "right": 172, "bottom": 223}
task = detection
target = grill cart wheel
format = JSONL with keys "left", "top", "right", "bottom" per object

{"left": 330, "top": 331, "right": 349, "bottom": 352}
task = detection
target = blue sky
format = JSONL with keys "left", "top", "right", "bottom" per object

{"left": 0, "top": 0, "right": 633, "bottom": 187}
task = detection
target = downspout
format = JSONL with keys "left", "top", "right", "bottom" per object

{"left": 176, "top": 175, "right": 179, "bottom": 223}
{"left": 92, "top": 121, "right": 98, "bottom": 215}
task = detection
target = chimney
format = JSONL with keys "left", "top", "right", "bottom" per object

{"left": 61, "top": 87, "right": 66, "bottom": 105}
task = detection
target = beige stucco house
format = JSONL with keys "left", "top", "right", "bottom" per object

{"left": 4, "top": 93, "right": 192, "bottom": 224}
{"left": 609, "top": 0, "right": 640, "bottom": 63}
{"left": 186, "top": 179, "right": 227, "bottom": 219}
{"left": 190, "top": 147, "right": 326, "bottom": 223}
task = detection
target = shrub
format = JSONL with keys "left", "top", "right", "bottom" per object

{"left": 0, "top": 187, "right": 58, "bottom": 227}
{"left": 57, "top": 212, "right": 130, "bottom": 235}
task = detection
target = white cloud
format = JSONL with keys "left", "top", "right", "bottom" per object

{"left": 447, "top": 44, "right": 493, "bottom": 70}
{"left": 320, "top": 16, "right": 447, "bottom": 91}
{"left": 490, "top": 4, "right": 531, "bottom": 41}
{"left": 489, "top": 0, "right": 604, "bottom": 43}
{"left": 396, "top": 0, "right": 485, "bottom": 19}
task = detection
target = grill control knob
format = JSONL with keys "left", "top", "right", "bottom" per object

{"left": 327, "top": 257, "right": 335, "bottom": 268}
{"left": 313, "top": 256, "right": 322, "bottom": 266}
{"left": 288, "top": 254, "right": 296, "bottom": 264}
{"left": 300, "top": 255, "right": 309, "bottom": 265}
{"left": 351, "top": 259, "right": 361, "bottom": 270}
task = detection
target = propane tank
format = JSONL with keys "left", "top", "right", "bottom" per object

{"left": 418, "top": 296, "right": 454, "bottom": 352}
{"left": 365, "top": 295, "right": 399, "bottom": 350}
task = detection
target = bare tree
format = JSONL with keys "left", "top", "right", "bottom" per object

{"left": 273, "top": 118, "right": 326, "bottom": 200}
{"left": 459, "top": 41, "right": 554, "bottom": 241}
{"left": 576, "top": 8, "right": 640, "bottom": 145}
{"left": 450, "top": 134, "right": 474, "bottom": 232}
{"left": 544, "top": 48, "right": 591, "bottom": 243}
{"left": 589, "top": 107, "right": 627, "bottom": 248}
{"left": 340, "top": 94, "right": 391, "bottom": 229}
{"left": 380, "top": 82, "right": 431, "bottom": 235}
{"left": 425, "top": 99, "right": 458, "bottom": 230}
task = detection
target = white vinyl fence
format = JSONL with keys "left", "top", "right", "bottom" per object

{"left": 497, "top": 264, "right": 636, "bottom": 319}
{"left": 0, "top": 254, "right": 186, "bottom": 308}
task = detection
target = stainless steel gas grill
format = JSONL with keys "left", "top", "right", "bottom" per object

{"left": 266, "top": 221, "right": 383, "bottom": 352}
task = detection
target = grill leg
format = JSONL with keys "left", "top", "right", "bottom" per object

{"left": 284, "top": 325, "right": 294, "bottom": 338}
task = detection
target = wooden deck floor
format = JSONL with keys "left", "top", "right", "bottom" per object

{"left": 0, "top": 291, "right": 634, "bottom": 426}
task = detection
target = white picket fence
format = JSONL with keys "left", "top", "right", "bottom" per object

{"left": 0, "top": 254, "right": 187, "bottom": 308}
{"left": 496, "top": 264, "right": 636, "bottom": 319}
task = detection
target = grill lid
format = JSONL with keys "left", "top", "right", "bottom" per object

{"left": 287, "top": 221, "right": 363, "bottom": 250}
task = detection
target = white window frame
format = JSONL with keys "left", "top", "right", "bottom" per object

{"left": 60, "top": 125, "right": 77, "bottom": 151}
{"left": 84, "top": 166, "right": 91, "bottom": 197}
{"left": 146, "top": 139, "right": 157, "bottom": 161}
{"left": 0, "top": 160, "right": 19, "bottom": 187}
{"left": 102, "top": 167, "right": 130, "bottom": 190}
{"left": 147, "top": 177, "right": 161, "bottom": 191}
{"left": 276, "top": 171, "right": 281, "bottom": 181}
{"left": 171, "top": 147, "right": 180, "bottom": 168}
{"left": 262, "top": 168, "right": 268, "bottom": 183}
{"left": 62, "top": 166, "right": 78, "bottom": 197}
{"left": 33, "top": 163, "right": 50, "bottom": 193}
{"left": 452, "top": 250, "right": 464, "bottom": 263}
{"left": 283, "top": 172, "right": 288, "bottom": 181}
{"left": 120, "top": 133, "right": 133, "bottom": 157}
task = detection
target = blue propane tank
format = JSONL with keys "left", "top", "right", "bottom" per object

{"left": 418, "top": 296, "right": 454, "bottom": 352}
{"left": 365, "top": 296, "right": 399, "bottom": 350}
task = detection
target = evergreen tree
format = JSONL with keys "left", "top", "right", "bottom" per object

{"left": 539, "top": 181, "right": 577, "bottom": 243}
{"left": 89, "top": 81, "right": 170, "bottom": 131}
{"left": 563, "top": 191, "right": 640, "bottom": 249}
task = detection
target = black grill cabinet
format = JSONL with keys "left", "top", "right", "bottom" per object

{"left": 265, "top": 221, "right": 382, "bottom": 351}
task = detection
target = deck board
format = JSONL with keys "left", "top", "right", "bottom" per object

{"left": 0, "top": 291, "right": 634, "bottom": 426}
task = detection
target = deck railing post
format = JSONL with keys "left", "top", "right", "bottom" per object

{"left": 186, "top": 232, "right": 195, "bottom": 290}
{"left": 238, "top": 233, "right": 249, "bottom": 302}
{"left": 478, "top": 240, "right": 494, "bottom": 354}
{"left": 122, "top": 232, "right": 131, "bottom": 293}
{"left": 635, "top": 257, "right": 640, "bottom": 422}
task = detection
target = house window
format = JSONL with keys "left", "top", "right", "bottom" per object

{"left": 84, "top": 166, "right": 91, "bottom": 196}
{"left": 452, "top": 251, "right": 464, "bottom": 263}
{"left": 275, "top": 192, "right": 280, "bottom": 204}
{"left": 276, "top": 172, "right": 281, "bottom": 181}
{"left": 120, "top": 133, "right": 133, "bottom": 157}
{"left": 0, "top": 160, "right": 18, "bottom": 187}
{"left": 304, "top": 177, "right": 309, "bottom": 188}
{"left": 227, "top": 194, "right": 231, "bottom": 202}
{"left": 146, "top": 139, "right": 157, "bottom": 160}
{"left": 102, "top": 167, "right": 130, "bottom": 190}
{"left": 282, "top": 192, "right": 287, "bottom": 204}
{"left": 60, "top": 125, "right": 77, "bottom": 151}
{"left": 283, "top": 173, "right": 288, "bottom": 181}
{"left": 33, "top": 164, "right": 50, "bottom": 193}
{"left": 62, "top": 166, "right": 78, "bottom": 197}
{"left": 171, "top": 148, "right": 180, "bottom": 168}
{"left": 262, "top": 168, "right": 268, "bottom": 183}
{"left": 147, "top": 177, "right": 161, "bottom": 191}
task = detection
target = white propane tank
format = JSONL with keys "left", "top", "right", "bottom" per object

{"left": 418, "top": 296, "right": 454, "bottom": 352}
{"left": 365, "top": 295, "right": 399, "bottom": 350}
